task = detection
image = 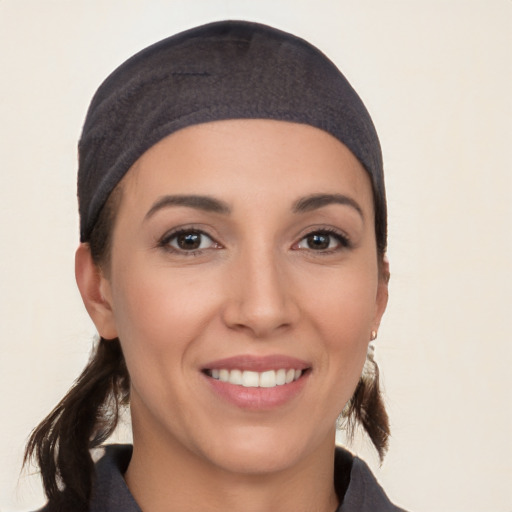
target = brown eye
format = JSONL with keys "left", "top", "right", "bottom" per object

{"left": 304, "top": 233, "right": 330, "bottom": 250}
{"left": 296, "top": 230, "right": 349, "bottom": 251}
{"left": 163, "top": 230, "right": 217, "bottom": 252}
{"left": 176, "top": 232, "right": 202, "bottom": 250}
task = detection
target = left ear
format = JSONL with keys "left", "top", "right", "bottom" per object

{"left": 372, "top": 255, "right": 389, "bottom": 333}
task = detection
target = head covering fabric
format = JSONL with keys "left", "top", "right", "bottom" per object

{"left": 78, "top": 20, "right": 385, "bottom": 244}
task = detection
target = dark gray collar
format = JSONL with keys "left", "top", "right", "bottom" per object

{"left": 83, "top": 444, "right": 406, "bottom": 512}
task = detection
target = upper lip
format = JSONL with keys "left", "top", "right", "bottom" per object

{"left": 202, "top": 355, "right": 310, "bottom": 372}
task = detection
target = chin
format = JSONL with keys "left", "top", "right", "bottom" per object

{"left": 194, "top": 423, "right": 334, "bottom": 476}
{"left": 207, "top": 443, "right": 299, "bottom": 475}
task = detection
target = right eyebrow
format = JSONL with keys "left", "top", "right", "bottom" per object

{"left": 144, "top": 194, "right": 231, "bottom": 221}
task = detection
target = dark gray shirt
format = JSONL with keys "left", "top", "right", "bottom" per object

{"left": 40, "top": 444, "right": 407, "bottom": 511}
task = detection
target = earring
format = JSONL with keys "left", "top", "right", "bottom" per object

{"left": 370, "top": 330, "right": 377, "bottom": 341}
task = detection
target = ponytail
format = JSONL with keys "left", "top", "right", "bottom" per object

{"left": 340, "top": 356, "right": 390, "bottom": 462}
{"left": 24, "top": 185, "right": 125, "bottom": 510}
{"left": 24, "top": 337, "right": 129, "bottom": 511}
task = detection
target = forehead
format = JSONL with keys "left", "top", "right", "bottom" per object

{"left": 121, "top": 119, "right": 373, "bottom": 214}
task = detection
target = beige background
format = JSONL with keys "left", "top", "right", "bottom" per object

{"left": 1, "top": 1, "right": 511, "bottom": 511}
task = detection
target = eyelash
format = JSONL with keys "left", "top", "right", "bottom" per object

{"left": 157, "top": 227, "right": 351, "bottom": 256}
{"left": 158, "top": 228, "right": 221, "bottom": 256}
{"left": 294, "top": 228, "right": 352, "bottom": 253}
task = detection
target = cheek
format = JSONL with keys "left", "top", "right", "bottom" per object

{"left": 109, "top": 261, "right": 221, "bottom": 373}
{"left": 305, "top": 264, "right": 378, "bottom": 336}
{"left": 302, "top": 265, "right": 378, "bottom": 381}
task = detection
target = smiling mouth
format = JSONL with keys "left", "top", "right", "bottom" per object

{"left": 203, "top": 368, "right": 306, "bottom": 388}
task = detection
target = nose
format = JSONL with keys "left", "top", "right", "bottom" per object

{"left": 221, "top": 247, "right": 300, "bottom": 338}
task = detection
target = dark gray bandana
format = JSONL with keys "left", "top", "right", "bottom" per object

{"left": 78, "top": 20, "right": 384, "bottom": 242}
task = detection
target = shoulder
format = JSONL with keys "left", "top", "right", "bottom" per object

{"left": 89, "top": 444, "right": 141, "bottom": 512}
{"left": 29, "top": 445, "right": 140, "bottom": 512}
{"left": 335, "top": 447, "right": 409, "bottom": 512}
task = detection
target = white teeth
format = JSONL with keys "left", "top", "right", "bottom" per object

{"left": 209, "top": 368, "right": 304, "bottom": 388}
{"left": 259, "top": 370, "right": 276, "bottom": 388}
{"left": 242, "top": 371, "right": 259, "bottom": 387}
{"left": 229, "top": 369, "right": 243, "bottom": 385}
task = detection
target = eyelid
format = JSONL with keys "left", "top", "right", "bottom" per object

{"left": 157, "top": 226, "right": 223, "bottom": 255}
{"left": 155, "top": 224, "right": 352, "bottom": 256}
{"left": 292, "top": 227, "right": 352, "bottom": 252}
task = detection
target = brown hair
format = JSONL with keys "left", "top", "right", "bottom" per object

{"left": 25, "top": 182, "right": 390, "bottom": 509}
{"left": 24, "top": 189, "right": 130, "bottom": 511}
{"left": 341, "top": 348, "right": 390, "bottom": 461}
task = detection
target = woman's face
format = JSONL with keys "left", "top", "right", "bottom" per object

{"left": 95, "top": 119, "right": 388, "bottom": 474}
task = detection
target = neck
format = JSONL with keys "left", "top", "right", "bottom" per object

{"left": 125, "top": 418, "right": 339, "bottom": 512}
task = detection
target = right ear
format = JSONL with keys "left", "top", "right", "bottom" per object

{"left": 75, "top": 244, "right": 118, "bottom": 340}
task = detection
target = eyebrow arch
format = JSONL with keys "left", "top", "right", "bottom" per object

{"left": 292, "top": 193, "right": 364, "bottom": 219}
{"left": 145, "top": 194, "right": 231, "bottom": 220}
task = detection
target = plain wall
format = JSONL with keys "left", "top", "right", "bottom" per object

{"left": 1, "top": 1, "right": 511, "bottom": 511}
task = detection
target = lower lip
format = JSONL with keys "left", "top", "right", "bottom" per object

{"left": 204, "top": 372, "right": 309, "bottom": 410}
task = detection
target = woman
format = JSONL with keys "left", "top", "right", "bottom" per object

{"left": 26, "top": 20, "right": 405, "bottom": 512}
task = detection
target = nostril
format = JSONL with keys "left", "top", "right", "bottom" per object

{"left": 220, "top": 259, "right": 300, "bottom": 337}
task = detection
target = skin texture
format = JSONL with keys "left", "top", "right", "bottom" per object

{"left": 75, "top": 119, "right": 388, "bottom": 512}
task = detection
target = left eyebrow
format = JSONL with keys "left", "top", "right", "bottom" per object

{"left": 292, "top": 193, "right": 364, "bottom": 219}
